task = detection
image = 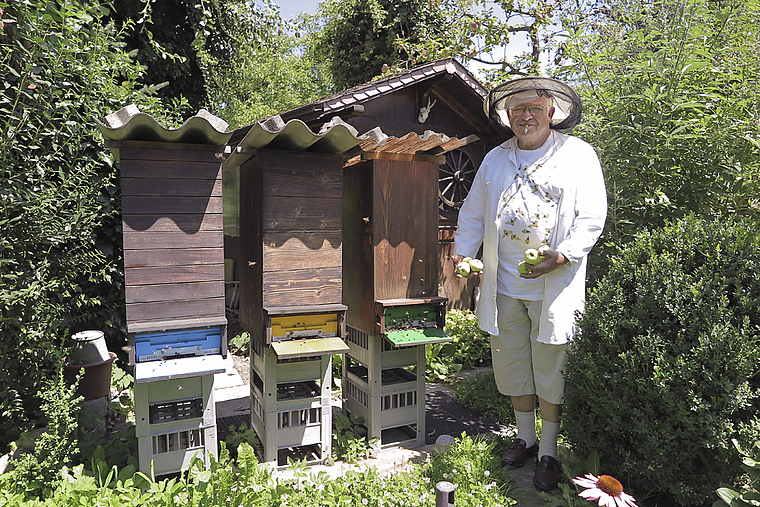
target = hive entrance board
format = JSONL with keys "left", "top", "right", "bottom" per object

{"left": 271, "top": 337, "right": 349, "bottom": 360}
{"left": 385, "top": 327, "right": 450, "bottom": 347}
{"left": 377, "top": 299, "right": 451, "bottom": 347}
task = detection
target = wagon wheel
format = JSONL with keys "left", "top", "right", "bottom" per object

{"left": 439, "top": 148, "right": 476, "bottom": 210}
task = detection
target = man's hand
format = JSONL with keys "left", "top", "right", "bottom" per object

{"left": 452, "top": 254, "right": 481, "bottom": 278}
{"left": 520, "top": 248, "right": 568, "bottom": 279}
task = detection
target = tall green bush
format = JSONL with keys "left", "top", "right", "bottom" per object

{"left": 557, "top": 0, "right": 760, "bottom": 284}
{"left": 0, "top": 0, "right": 185, "bottom": 452}
{"left": 563, "top": 215, "right": 760, "bottom": 506}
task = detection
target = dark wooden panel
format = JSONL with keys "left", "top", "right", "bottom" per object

{"left": 262, "top": 266, "right": 342, "bottom": 307}
{"left": 124, "top": 264, "right": 225, "bottom": 286}
{"left": 123, "top": 231, "right": 223, "bottom": 250}
{"left": 257, "top": 149, "right": 342, "bottom": 172}
{"left": 122, "top": 195, "right": 223, "bottom": 215}
{"left": 262, "top": 229, "right": 341, "bottom": 254}
{"left": 123, "top": 213, "right": 222, "bottom": 234}
{"left": 128, "top": 316, "right": 228, "bottom": 335}
{"left": 262, "top": 164, "right": 342, "bottom": 199}
{"left": 263, "top": 238, "right": 342, "bottom": 272}
{"left": 238, "top": 157, "right": 264, "bottom": 339}
{"left": 125, "top": 281, "right": 224, "bottom": 304}
{"left": 341, "top": 161, "right": 376, "bottom": 334}
{"left": 119, "top": 158, "right": 222, "bottom": 180}
{"left": 125, "top": 247, "right": 224, "bottom": 269}
{"left": 119, "top": 145, "right": 222, "bottom": 163}
{"left": 126, "top": 297, "right": 226, "bottom": 324}
{"left": 262, "top": 196, "right": 341, "bottom": 234}
{"left": 372, "top": 159, "right": 439, "bottom": 301}
{"left": 121, "top": 177, "right": 222, "bottom": 198}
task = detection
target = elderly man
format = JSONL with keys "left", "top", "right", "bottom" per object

{"left": 452, "top": 77, "right": 607, "bottom": 491}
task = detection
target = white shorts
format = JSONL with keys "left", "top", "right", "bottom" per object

{"left": 490, "top": 293, "right": 568, "bottom": 405}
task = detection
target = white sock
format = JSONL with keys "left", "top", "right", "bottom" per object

{"left": 514, "top": 410, "right": 537, "bottom": 446}
{"left": 538, "top": 419, "right": 560, "bottom": 459}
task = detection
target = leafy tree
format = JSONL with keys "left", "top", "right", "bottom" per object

{"left": 0, "top": 0, "right": 184, "bottom": 452}
{"left": 306, "top": 0, "right": 558, "bottom": 90}
{"left": 555, "top": 0, "right": 760, "bottom": 280}
{"left": 196, "top": 0, "right": 334, "bottom": 127}
{"left": 394, "top": 0, "right": 559, "bottom": 87}
{"left": 305, "top": 0, "right": 450, "bottom": 90}
{"left": 108, "top": 0, "right": 210, "bottom": 111}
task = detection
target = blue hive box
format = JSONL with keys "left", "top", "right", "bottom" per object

{"left": 134, "top": 328, "right": 222, "bottom": 363}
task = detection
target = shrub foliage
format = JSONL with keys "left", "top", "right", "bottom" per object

{"left": 0, "top": 0, "right": 184, "bottom": 452}
{"left": 563, "top": 215, "right": 760, "bottom": 506}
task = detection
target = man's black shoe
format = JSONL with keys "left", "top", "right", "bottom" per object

{"left": 501, "top": 438, "right": 538, "bottom": 467}
{"left": 533, "top": 455, "right": 561, "bottom": 491}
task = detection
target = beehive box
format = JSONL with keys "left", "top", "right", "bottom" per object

{"left": 119, "top": 142, "right": 227, "bottom": 338}
{"left": 341, "top": 156, "right": 451, "bottom": 447}
{"left": 342, "top": 158, "right": 441, "bottom": 335}
{"left": 237, "top": 150, "right": 344, "bottom": 350}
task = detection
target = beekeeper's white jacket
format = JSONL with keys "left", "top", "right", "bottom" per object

{"left": 454, "top": 131, "right": 607, "bottom": 344}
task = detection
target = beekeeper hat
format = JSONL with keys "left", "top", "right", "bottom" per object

{"left": 484, "top": 76, "right": 582, "bottom": 134}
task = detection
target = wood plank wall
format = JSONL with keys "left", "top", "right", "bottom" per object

{"left": 238, "top": 150, "right": 344, "bottom": 342}
{"left": 342, "top": 158, "right": 440, "bottom": 335}
{"left": 371, "top": 158, "right": 439, "bottom": 301}
{"left": 120, "top": 143, "right": 226, "bottom": 333}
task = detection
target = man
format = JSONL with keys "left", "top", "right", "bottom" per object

{"left": 452, "top": 77, "right": 607, "bottom": 491}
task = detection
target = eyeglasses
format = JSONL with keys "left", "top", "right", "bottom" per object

{"left": 508, "top": 105, "right": 548, "bottom": 116}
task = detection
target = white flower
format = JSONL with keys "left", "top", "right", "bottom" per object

{"left": 484, "top": 470, "right": 491, "bottom": 477}
{"left": 572, "top": 474, "right": 638, "bottom": 507}
{"left": 362, "top": 498, "right": 368, "bottom": 505}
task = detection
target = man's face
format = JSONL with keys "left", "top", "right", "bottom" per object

{"left": 507, "top": 95, "right": 555, "bottom": 150}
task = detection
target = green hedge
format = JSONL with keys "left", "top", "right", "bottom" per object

{"left": 563, "top": 215, "right": 760, "bottom": 506}
{"left": 0, "top": 1, "right": 184, "bottom": 453}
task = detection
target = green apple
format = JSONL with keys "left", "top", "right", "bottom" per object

{"left": 468, "top": 258, "right": 484, "bottom": 273}
{"left": 524, "top": 248, "right": 543, "bottom": 265}
{"left": 456, "top": 261, "right": 471, "bottom": 276}
{"left": 517, "top": 260, "right": 530, "bottom": 274}
{"left": 538, "top": 245, "right": 553, "bottom": 255}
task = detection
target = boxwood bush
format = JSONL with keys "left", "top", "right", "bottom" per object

{"left": 563, "top": 215, "right": 760, "bottom": 507}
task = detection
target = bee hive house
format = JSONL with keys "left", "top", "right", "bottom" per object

{"left": 231, "top": 140, "right": 352, "bottom": 467}
{"left": 97, "top": 106, "right": 232, "bottom": 476}
{"left": 342, "top": 154, "right": 453, "bottom": 448}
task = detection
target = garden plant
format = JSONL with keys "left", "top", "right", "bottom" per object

{"left": 563, "top": 215, "right": 760, "bottom": 506}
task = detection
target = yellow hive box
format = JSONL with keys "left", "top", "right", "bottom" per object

{"left": 270, "top": 313, "right": 339, "bottom": 341}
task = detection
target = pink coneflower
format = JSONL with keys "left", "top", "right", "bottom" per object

{"left": 572, "top": 474, "right": 638, "bottom": 507}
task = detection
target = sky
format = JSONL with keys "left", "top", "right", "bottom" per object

{"left": 277, "top": 0, "right": 320, "bottom": 21}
